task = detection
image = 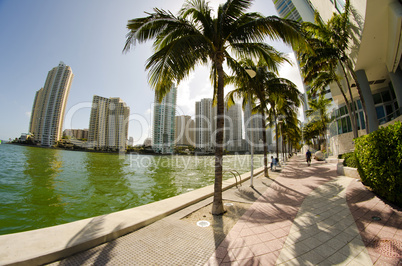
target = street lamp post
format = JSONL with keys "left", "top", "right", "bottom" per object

{"left": 246, "top": 68, "right": 256, "bottom": 187}
{"left": 277, "top": 115, "right": 284, "bottom": 163}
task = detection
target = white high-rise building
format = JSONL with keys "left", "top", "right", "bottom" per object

{"left": 152, "top": 85, "right": 177, "bottom": 154}
{"left": 224, "top": 103, "right": 243, "bottom": 152}
{"left": 175, "top": 115, "right": 195, "bottom": 146}
{"left": 29, "top": 62, "right": 74, "bottom": 146}
{"left": 195, "top": 98, "right": 216, "bottom": 152}
{"left": 243, "top": 102, "right": 265, "bottom": 152}
{"left": 88, "top": 95, "right": 130, "bottom": 151}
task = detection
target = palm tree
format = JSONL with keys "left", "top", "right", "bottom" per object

{"left": 226, "top": 56, "right": 289, "bottom": 177}
{"left": 299, "top": 15, "right": 356, "bottom": 137}
{"left": 279, "top": 109, "right": 300, "bottom": 157}
{"left": 123, "top": 0, "right": 304, "bottom": 215}
{"left": 305, "top": 93, "right": 332, "bottom": 150}
{"left": 265, "top": 81, "right": 302, "bottom": 160}
{"left": 299, "top": 0, "right": 367, "bottom": 137}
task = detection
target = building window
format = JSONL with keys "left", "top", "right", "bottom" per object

{"left": 335, "top": 0, "right": 345, "bottom": 13}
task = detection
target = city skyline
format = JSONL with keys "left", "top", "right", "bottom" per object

{"left": 0, "top": 0, "right": 304, "bottom": 144}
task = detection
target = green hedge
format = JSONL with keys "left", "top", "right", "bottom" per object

{"left": 340, "top": 152, "right": 358, "bottom": 168}
{"left": 354, "top": 121, "right": 402, "bottom": 206}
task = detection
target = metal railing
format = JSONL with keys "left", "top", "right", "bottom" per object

{"left": 223, "top": 169, "right": 242, "bottom": 188}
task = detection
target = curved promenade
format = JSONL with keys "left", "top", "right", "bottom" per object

{"left": 1, "top": 155, "right": 401, "bottom": 265}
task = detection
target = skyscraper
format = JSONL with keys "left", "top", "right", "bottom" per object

{"left": 244, "top": 102, "right": 265, "bottom": 152}
{"left": 29, "top": 62, "right": 74, "bottom": 146}
{"left": 224, "top": 103, "right": 243, "bottom": 152}
{"left": 88, "top": 95, "right": 130, "bottom": 151}
{"left": 175, "top": 115, "right": 195, "bottom": 146}
{"left": 152, "top": 85, "right": 177, "bottom": 154}
{"left": 273, "top": 0, "right": 305, "bottom": 21}
{"left": 195, "top": 98, "right": 216, "bottom": 152}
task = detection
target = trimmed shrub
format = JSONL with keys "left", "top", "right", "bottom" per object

{"left": 354, "top": 121, "right": 402, "bottom": 206}
{"left": 341, "top": 152, "right": 358, "bottom": 168}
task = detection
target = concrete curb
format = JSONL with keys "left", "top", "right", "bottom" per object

{"left": 0, "top": 167, "right": 264, "bottom": 266}
{"left": 337, "top": 161, "right": 361, "bottom": 179}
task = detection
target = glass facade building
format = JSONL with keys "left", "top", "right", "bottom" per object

{"left": 152, "top": 85, "right": 177, "bottom": 154}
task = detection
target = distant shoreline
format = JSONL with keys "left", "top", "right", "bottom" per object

{"left": 8, "top": 142, "right": 268, "bottom": 156}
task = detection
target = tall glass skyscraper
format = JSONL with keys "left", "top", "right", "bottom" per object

{"left": 29, "top": 62, "right": 74, "bottom": 146}
{"left": 273, "top": 0, "right": 303, "bottom": 21}
{"left": 224, "top": 103, "right": 243, "bottom": 152}
{"left": 243, "top": 102, "right": 265, "bottom": 152}
{"left": 152, "top": 85, "right": 177, "bottom": 154}
{"left": 195, "top": 98, "right": 216, "bottom": 152}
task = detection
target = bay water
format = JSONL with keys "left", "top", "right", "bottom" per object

{"left": 0, "top": 144, "right": 265, "bottom": 235}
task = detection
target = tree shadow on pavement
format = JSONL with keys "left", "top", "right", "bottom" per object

{"left": 53, "top": 216, "right": 122, "bottom": 266}
{"left": 346, "top": 179, "right": 402, "bottom": 265}
{"left": 208, "top": 157, "right": 355, "bottom": 265}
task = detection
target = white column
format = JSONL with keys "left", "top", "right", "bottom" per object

{"left": 355, "top": 69, "right": 378, "bottom": 133}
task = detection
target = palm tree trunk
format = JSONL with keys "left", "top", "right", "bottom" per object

{"left": 212, "top": 60, "right": 225, "bottom": 216}
{"left": 261, "top": 113, "right": 268, "bottom": 177}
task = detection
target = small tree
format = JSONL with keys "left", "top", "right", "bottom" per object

{"left": 305, "top": 93, "right": 332, "bottom": 150}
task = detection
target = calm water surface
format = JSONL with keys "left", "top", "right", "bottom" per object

{"left": 0, "top": 144, "right": 264, "bottom": 235}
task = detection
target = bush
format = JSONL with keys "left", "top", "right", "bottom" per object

{"left": 341, "top": 152, "right": 358, "bottom": 168}
{"left": 354, "top": 121, "right": 402, "bottom": 206}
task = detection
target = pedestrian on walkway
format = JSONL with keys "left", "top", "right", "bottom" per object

{"left": 270, "top": 156, "right": 274, "bottom": 170}
{"left": 306, "top": 149, "right": 312, "bottom": 166}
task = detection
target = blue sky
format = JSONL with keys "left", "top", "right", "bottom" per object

{"left": 0, "top": 0, "right": 303, "bottom": 144}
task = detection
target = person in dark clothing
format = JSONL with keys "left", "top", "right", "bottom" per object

{"left": 270, "top": 156, "right": 274, "bottom": 170}
{"left": 306, "top": 150, "right": 312, "bottom": 166}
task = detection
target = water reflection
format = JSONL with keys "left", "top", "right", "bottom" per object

{"left": 146, "top": 156, "right": 178, "bottom": 201}
{"left": 83, "top": 152, "right": 139, "bottom": 216}
{"left": 23, "top": 147, "right": 64, "bottom": 230}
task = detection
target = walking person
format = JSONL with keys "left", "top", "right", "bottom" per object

{"left": 306, "top": 149, "right": 312, "bottom": 166}
{"left": 270, "top": 156, "right": 274, "bottom": 171}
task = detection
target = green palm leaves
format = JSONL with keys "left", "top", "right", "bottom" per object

{"left": 298, "top": 0, "right": 366, "bottom": 139}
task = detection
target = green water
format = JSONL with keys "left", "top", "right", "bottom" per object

{"left": 0, "top": 144, "right": 264, "bottom": 235}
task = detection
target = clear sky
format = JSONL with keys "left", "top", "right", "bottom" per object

{"left": 0, "top": 0, "right": 304, "bottom": 144}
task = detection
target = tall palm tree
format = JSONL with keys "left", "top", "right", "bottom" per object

{"left": 226, "top": 56, "right": 289, "bottom": 177}
{"left": 266, "top": 81, "right": 302, "bottom": 160}
{"left": 279, "top": 109, "right": 300, "bottom": 157}
{"left": 299, "top": 0, "right": 366, "bottom": 137}
{"left": 123, "top": 0, "right": 304, "bottom": 215}
{"left": 298, "top": 38, "right": 359, "bottom": 139}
